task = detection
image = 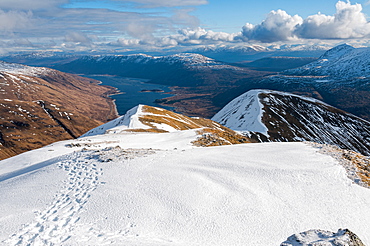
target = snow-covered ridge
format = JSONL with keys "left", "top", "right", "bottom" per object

{"left": 285, "top": 44, "right": 370, "bottom": 78}
{"left": 81, "top": 53, "right": 242, "bottom": 70}
{"left": 82, "top": 104, "right": 214, "bottom": 137}
{"left": 1, "top": 134, "right": 370, "bottom": 245}
{"left": 0, "top": 60, "right": 48, "bottom": 76}
{"left": 212, "top": 89, "right": 370, "bottom": 156}
{"left": 82, "top": 104, "right": 250, "bottom": 147}
{"left": 211, "top": 89, "right": 329, "bottom": 136}
{"left": 81, "top": 105, "right": 148, "bottom": 137}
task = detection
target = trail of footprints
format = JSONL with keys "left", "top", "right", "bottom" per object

{"left": 6, "top": 151, "right": 104, "bottom": 245}
{"left": 5, "top": 147, "right": 157, "bottom": 245}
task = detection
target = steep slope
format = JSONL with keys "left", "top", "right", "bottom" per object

{"left": 284, "top": 44, "right": 370, "bottom": 78}
{"left": 0, "top": 114, "right": 369, "bottom": 245}
{"left": 212, "top": 89, "right": 370, "bottom": 156}
{"left": 0, "top": 61, "right": 117, "bottom": 160}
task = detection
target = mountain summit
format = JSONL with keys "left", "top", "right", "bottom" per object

{"left": 83, "top": 104, "right": 253, "bottom": 146}
{"left": 212, "top": 89, "right": 370, "bottom": 156}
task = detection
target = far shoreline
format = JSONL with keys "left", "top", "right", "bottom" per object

{"left": 82, "top": 74, "right": 176, "bottom": 118}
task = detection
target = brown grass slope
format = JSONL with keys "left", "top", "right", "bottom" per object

{"left": 130, "top": 106, "right": 255, "bottom": 147}
{"left": 0, "top": 70, "right": 117, "bottom": 160}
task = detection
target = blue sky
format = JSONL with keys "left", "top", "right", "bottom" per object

{"left": 197, "top": 0, "right": 365, "bottom": 31}
{"left": 1, "top": 0, "right": 370, "bottom": 54}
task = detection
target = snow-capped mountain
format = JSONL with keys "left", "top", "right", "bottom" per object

{"left": 0, "top": 52, "right": 80, "bottom": 67}
{"left": 0, "top": 104, "right": 369, "bottom": 245}
{"left": 212, "top": 89, "right": 370, "bottom": 156}
{"left": 54, "top": 52, "right": 261, "bottom": 88}
{"left": 59, "top": 53, "right": 241, "bottom": 72}
{"left": 0, "top": 60, "right": 49, "bottom": 77}
{"left": 284, "top": 44, "right": 370, "bottom": 78}
{"left": 188, "top": 44, "right": 327, "bottom": 62}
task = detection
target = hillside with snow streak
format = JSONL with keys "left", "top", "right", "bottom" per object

{"left": 0, "top": 61, "right": 117, "bottom": 160}
{"left": 0, "top": 103, "right": 370, "bottom": 245}
{"left": 284, "top": 44, "right": 370, "bottom": 79}
{"left": 212, "top": 89, "right": 370, "bottom": 156}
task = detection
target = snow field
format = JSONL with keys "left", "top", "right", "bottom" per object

{"left": 211, "top": 90, "right": 269, "bottom": 135}
{"left": 2, "top": 140, "right": 370, "bottom": 245}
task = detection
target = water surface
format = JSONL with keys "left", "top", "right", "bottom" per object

{"left": 86, "top": 75, "right": 174, "bottom": 115}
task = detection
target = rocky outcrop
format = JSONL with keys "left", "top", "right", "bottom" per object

{"left": 281, "top": 229, "right": 366, "bottom": 246}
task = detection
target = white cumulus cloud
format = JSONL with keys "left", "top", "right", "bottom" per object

{"left": 241, "top": 0, "right": 370, "bottom": 42}
{"left": 173, "top": 27, "right": 239, "bottom": 43}
{"left": 295, "top": 1, "right": 370, "bottom": 39}
{"left": 242, "top": 9, "right": 303, "bottom": 43}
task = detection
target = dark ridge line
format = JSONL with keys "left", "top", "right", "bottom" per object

{"left": 38, "top": 100, "right": 78, "bottom": 139}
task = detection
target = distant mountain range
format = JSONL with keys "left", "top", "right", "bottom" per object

{"left": 0, "top": 44, "right": 329, "bottom": 65}
{"left": 53, "top": 53, "right": 251, "bottom": 87}
{"left": 188, "top": 44, "right": 328, "bottom": 62}
{"left": 284, "top": 43, "right": 370, "bottom": 78}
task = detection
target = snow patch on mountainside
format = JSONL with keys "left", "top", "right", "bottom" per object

{"left": 80, "top": 53, "right": 242, "bottom": 71}
{"left": 0, "top": 61, "right": 48, "bottom": 76}
{"left": 285, "top": 44, "right": 370, "bottom": 78}
{"left": 81, "top": 105, "right": 148, "bottom": 137}
{"left": 211, "top": 89, "right": 269, "bottom": 136}
{"left": 212, "top": 89, "right": 370, "bottom": 155}
{"left": 211, "top": 89, "right": 323, "bottom": 136}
